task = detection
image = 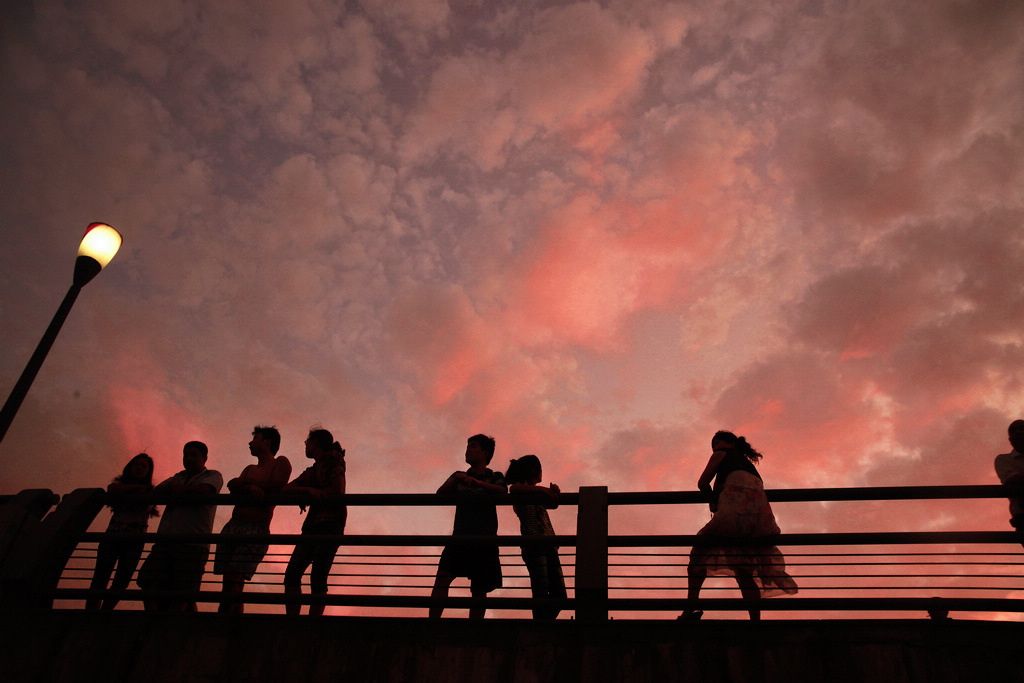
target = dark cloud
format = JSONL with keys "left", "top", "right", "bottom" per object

{"left": 1, "top": 2, "right": 1022, "bottom": 596}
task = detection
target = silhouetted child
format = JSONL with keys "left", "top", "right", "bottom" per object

{"left": 87, "top": 453, "right": 158, "bottom": 611}
{"left": 430, "top": 434, "right": 507, "bottom": 619}
{"left": 506, "top": 454, "right": 566, "bottom": 620}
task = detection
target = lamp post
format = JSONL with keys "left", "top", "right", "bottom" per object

{"left": 0, "top": 223, "right": 122, "bottom": 445}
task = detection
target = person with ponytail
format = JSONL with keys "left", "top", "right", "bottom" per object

{"left": 282, "top": 427, "right": 347, "bottom": 616}
{"left": 681, "top": 431, "right": 797, "bottom": 621}
{"left": 506, "top": 454, "right": 566, "bottom": 620}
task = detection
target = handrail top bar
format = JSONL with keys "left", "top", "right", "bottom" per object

{"left": 610, "top": 485, "right": 1024, "bottom": 503}
{"left": 81, "top": 483, "right": 1024, "bottom": 507}
{"left": 48, "top": 588, "right": 1024, "bottom": 613}
{"left": 74, "top": 529, "right": 1024, "bottom": 547}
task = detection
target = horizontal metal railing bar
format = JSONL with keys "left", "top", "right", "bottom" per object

{"left": 608, "top": 531, "right": 1024, "bottom": 546}
{"left": 610, "top": 550, "right": 1024, "bottom": 556}
{"left": 609, "top": 588, "right": 1024, "bottom": 593}
{"left": 243, "top": 567, "right": 560, "bottom": 577}
{"left": 93, "top": 483, "right": 1024, "bottom": 508}
{"left": 74, "top": 530, "right": 1024, "bottom": 548}
{"left": 51, "top": 588, "right": 569, "bottom": 611}
{"left": 50, "top": 586, "right": 1024, "bottom": 615}
{"left": 59, "top": 589, "right": 1024, "bottom": 604}
{"left": 610, "top": 573, "right": 1024, "bottom": 581}
{"left": 608, "top": 485, "right": 1024, "bottom": 504}
{"left": 604, "top": 597, "right": 1024, "bottom": 612}
{"left": 70, "top": 552, "right": 1021, "bottom": 566}
{"left": 59, "top": 583, "right": 1024, "bottom": 597}
{"left": 612, "top": 589, "right": 1024, "bottom": 593}
{"left": 777, "top": 566, "right": 1024, "bottom": 572}
{"left": 97, "top": 492, "right": 577, "bottom": 507}
{"left": 241, "top": 582, "right": 540, "bottom": 589}
{"left": 606, "top": 565, "right": 1024, "bottom": 569}
{"left": 63, "top": 568, "right": 554, "bottom": 577}
{"left": 67, "top": 569, "right": 1024, "bottom": 583}
{"left": 61, "top": 551, "right": 573, "bottom": 566}
{"left": 76, "top": 532, "right": 579, "bottom": 546}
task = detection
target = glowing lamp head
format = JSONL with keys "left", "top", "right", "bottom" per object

{"left": 73, "top": 222, "right": 122, "bottom": 287}
{"left": 78, "top": 223, "right": 122, "bottom": 267}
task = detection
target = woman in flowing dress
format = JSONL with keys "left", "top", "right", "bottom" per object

{"left": 681, "top": 431, "right": 797, "bottom": 621}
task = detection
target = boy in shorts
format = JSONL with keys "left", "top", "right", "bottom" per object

{"left": 429, "top": 434, "right": 507, "bottom": 619}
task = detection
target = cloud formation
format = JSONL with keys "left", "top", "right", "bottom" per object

{"left": 1, "top": 0, "right": 1023, "bottom": 614}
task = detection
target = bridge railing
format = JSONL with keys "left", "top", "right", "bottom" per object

{"left": 2, "top": 485, "right": 1023, "bottom": 620}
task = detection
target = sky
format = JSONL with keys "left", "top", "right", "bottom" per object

{"left": 2, "top": 0, "right": 1024, "bottom": 616}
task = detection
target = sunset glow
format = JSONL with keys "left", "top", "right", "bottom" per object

{"left": 1, "top": 0, "right": 1023, "bottom": 617}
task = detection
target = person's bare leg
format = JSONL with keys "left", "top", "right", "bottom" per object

{"left": 284, "top": 583, "right": 301, "bottom": 616}
{"left": 430, "top": 571, "right": 455, "bottom": 618}
{"left": 469, "top": 589, "right": 486, "bottom": 620}
{"left": 219, "top": 575, "right": 246, "bottom": 614}
{"left": 681, "top": 564, "right": 707, "bottom": 619}
{"left": 736, "top": 571, "right": 760, "bottom": 621}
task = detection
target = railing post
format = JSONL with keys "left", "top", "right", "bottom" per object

{"left": 0, "top": 488, "right": 104, "bottom": 609}
{"left": 0, "top": 489, "right": 59, "bottom": 567}
{"left": 575, "top": 485, "right": 608, "bottom": 622}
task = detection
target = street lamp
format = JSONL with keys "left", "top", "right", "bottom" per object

{"left": 0, "top": 223, "right": 122, "bottom": 445}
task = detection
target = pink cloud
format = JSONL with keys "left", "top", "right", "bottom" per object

{"left": 384, "top": 284, "right": 497, "bottom": 408}
{"left": 510, "top": 3, "right": 655, "bottom": 130}
{"left": 3, "top": 2, "right": 1024, "bottom": 622}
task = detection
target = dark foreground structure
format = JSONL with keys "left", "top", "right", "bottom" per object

{"left": 3, "top": 485, "right": 1024, "bottom": 681}
{"left": 5, "top": 610, "right": 1023, "bottom": 683}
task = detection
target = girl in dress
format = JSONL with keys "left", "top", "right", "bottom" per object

{"left": 682, "top": 431, "right": 797, "bottom": 621}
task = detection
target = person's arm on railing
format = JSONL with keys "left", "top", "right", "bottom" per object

{"left": 436, "top": 472, "right": 461, "bottom": 495}
{"left": 509, "top": 482, "right": 561, "bottom": 508}
{"left": 155, "top": 476, "right": 217, "bottom": 498}
{"left": 995, "top": 463, "right": 1024, "bottom": 486}
{"left": 696, "top": 451, "right": 726, "bottom": 493}
{"left": 465, "top": 474, "right": 508, "bottom": 494}
{"left": 283, "top": 466, "right": 344, "bottom": 499}
{"left": 106, "top": 480, "right": 149, "bottom": 495}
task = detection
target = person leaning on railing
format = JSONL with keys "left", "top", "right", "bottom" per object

{"left": 994, "top": 419, "right": 1024, "bottom": 546}
{"left": 282, "top": 427, "right": 347, "bottom": 617}
{"left": 87, "top": 453, "right": 158, "bottom": 611}
{"left": 213, "top": 425, "right": 292, "bottom": 615}
{"left": 429, "top": 434, "right": 507, "bottom": 620}
{"left": 136, "top": 441, "right": 223, "bottom": 612}
{"left": 506, "top": 454, "right": 565, "bottom": 621}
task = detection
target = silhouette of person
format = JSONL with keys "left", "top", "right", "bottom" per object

{"left": 282, "top": 427, "right": 346, "bottom": 616}
{"left": 137, "top": 441, "right": 223, "bottom": 612}
{"left": 87, "top": 453, "right": 158, "bottom": 611}
{"left": 506, "top": 454, "right": 566, "bottom": 620}
{"left": 429, "top": 434, "right": 507, "bottom": 619}
{"left": 682, "top": 430, "right": 797, "bottom": 621}
{"left": 994, "top": 419, "right": 1024, "bottom": 544}
{"left": 213, "top": 425, "right": 291, "bottom": 614}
